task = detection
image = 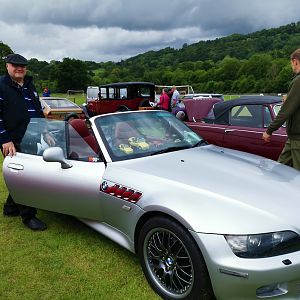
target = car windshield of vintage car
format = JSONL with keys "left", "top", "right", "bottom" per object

{"left": 43, "top": 98, "right": 79, "bottom": 109}
{"left": 95, "top": 111, "right": 204, "bottom": 161}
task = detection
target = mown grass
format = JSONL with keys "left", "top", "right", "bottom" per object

{"left": 54, "top": 93, "right": 86, "bottom": 105}
{"left": 0, "top": 155, "right": 159, "bottom": 299}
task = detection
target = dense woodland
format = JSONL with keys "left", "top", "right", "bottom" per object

{"left": 1, "top": 21, "right": 300, "bottom": 94}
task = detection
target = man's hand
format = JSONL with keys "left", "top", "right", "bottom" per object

{"left": 2, "top": 141, "right": 16, "bottom": 157}
{"left": 262, "top": 131, "right": 271, "bottom": 142}
{"left": 43, "top": 133, "right": 56, "bottom": 146}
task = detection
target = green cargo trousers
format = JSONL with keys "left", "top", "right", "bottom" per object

{"left": 278, "top": 138, "right": 300, "bottom": 171}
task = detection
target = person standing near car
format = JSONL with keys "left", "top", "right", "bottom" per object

{"left": 157, "top": 88, "right": 171, "bottom": 111}
{"left": 42, "top": 86, "right": 51, "bottom": 97}
{"left": 0, "top": 54, "right": 52, "bottom": 230}
{"left": 171, "top": 85, "right": 180, "bottom": 108}
{"left": 262, "top": 48, "right": 300, "bottom": 170}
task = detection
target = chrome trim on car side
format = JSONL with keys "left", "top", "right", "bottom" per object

{"left": 224, "top": 129, "right": 235, "bottom": 133}
{"left": 195, "top": 124, "right": 287, "bottom": 137}
{"left": 188, "top": 124, "right": 226, "bottom": 131}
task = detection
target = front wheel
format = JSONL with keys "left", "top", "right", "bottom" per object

{"left": 138, "top": 216, "right": 215, "bottom": 300}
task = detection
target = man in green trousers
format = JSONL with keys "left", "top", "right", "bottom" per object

{"left": 263, "top": 48, "right": 300, "bottom": 170}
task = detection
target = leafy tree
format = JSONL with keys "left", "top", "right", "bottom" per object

{"left": 51, "top": 58, "right": 89, "bottom": 92}
{"left": 0, "top": 42, "right": 13, "bottom": 75}
{"left": 216, "top": 56, "right": 241, "bottom": 81}
{"left": 238, "top": 54, "right": 272, "bottom": 80}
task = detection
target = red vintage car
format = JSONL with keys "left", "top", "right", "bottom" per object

{"left": 86, "top": 82, "right": 155, "bottom": 116}
{"left": 185, "top": 96, "right": 287, "bottom": 161}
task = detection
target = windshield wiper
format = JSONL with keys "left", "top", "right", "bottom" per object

{"left": 151, "top": 145, "right": 190, "bottom": 156}
{"left": 191, "top": 139, "right": 208, "bottom": 148}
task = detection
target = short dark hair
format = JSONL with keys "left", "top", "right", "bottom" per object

{"left": 290, "top": 48, "right": 300, "bottom": 61}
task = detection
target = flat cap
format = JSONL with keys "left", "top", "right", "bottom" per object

{"left": 5, "top": 54, "right": 28, "bottom": 65}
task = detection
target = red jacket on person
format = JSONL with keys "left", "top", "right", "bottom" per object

{"left": 158, "top": 93, "right": 170, "bottom": 111}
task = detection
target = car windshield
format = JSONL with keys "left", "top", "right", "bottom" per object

{"left": 94, "top": 111, "right": 204, "bottom": 161}
{"left": 43, "top": 98, "right": 78, "bottom": 109}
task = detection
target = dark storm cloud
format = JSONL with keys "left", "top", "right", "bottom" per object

{"left": 1, "top": 0, "right": 298, "bottom": 32}
{"left": 0, "top": 0, "right": 298, "bottom": 62}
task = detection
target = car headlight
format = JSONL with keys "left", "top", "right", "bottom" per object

{"left": 225, "top": 231, "right": 300, "bottom": 258}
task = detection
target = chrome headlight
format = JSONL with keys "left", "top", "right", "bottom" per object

{"left": 225, "top": 231, "right": 300, "bottom": 258}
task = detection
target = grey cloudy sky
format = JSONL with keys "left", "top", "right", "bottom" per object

{"left": 0, "top": 0, "right": 299, "bottom": 62}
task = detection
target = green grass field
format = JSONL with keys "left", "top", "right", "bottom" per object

{"left": 0, "top": 154, "right": 159, "bottom": 299}
{"left": 53, "top": 93, "right": 86, "bottom": 105}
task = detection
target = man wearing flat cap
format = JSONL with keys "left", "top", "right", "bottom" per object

{"left": 0, "top": 53, "right": 50, "bottom": 230}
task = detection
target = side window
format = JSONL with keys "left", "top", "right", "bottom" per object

{"left": 68, "top": 119, "right": 101, "bottom": 162}
{"left": 230, "top": 105, "right": 262, "bottom": 128}
{"left": 139, "top": 86, "right": 151, "bottom": 97}
{"left": 120, "top": 88, "right": 127, "bottom": 99}
{"left": 263, "top": 106, "right": 272, "bottom": 127}
{"left": 108, "top": 87, "right": 114, "bottom": 99}
{"left": 99, "top": 87, "right": 107, "bottom": 99}
{"left": 19, "top": 118, "right": 67, "bottom": 156}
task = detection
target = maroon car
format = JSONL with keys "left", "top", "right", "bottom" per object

{"left": 86, "top": 82, "right": 155, "bottom": 116}
{"left": 185, "top": 96, "right": 287, "bottom": 161}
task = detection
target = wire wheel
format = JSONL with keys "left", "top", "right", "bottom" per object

{"left": 143, "top": 227, "right": 194, "bottom": 298}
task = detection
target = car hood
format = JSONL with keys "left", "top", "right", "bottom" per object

{"left": 104, "top": 145, "right": 300, "bottom": 234}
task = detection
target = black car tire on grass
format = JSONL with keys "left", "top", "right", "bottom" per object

{"left": 138, "top": 216, "right": 215, "bottom": 300}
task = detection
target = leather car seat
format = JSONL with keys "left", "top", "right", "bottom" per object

{"left": 114, "top": 122, "right": 139, "bottom": 145}
{"left": 69, "top": 119, "right": 99, "bottom": 154}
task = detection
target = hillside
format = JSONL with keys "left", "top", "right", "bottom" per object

{"left": 1, "top": 21, "right": 299, "bottom": 94}
{"left": 118, "top": 21, "right": 300, "bottom": 69}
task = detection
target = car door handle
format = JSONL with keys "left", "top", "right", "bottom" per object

{"left": 224, "top": 129, "right": 235, "bottom": 133}
{"left": 7, "top": 163, "right": 24, "bottom": 171}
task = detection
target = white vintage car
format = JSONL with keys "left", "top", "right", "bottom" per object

{"left": 3, "top": 110, "right": 300, "bottom": 300}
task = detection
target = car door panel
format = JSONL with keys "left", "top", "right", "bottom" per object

{"left": 223, "top": 126, "right": 286, "bottom": 160}
{"left": 186, "top": 122, "right": 226, "bottom": 146}
{"left": 223, "top": 126, "right": 266, "bottom": 156}
{"left": 3, "top": 153, "right": 106, "bottom": 221}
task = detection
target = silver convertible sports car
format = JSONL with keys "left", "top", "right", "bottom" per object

{"left": 3, "top": 111, "right": 300, "bottom": 300}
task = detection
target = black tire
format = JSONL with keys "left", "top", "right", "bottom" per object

{"left": 138, "top": 216, "right": 215, "bottom": 300}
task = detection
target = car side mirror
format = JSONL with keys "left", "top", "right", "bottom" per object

{"left": 43, "top": 147, "right": 73, "bottom": 169}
